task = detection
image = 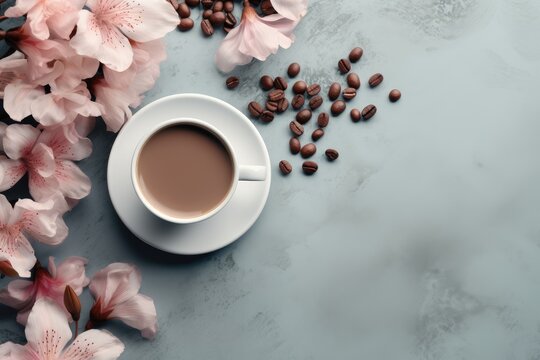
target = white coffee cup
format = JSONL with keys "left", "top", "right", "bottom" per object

{"left": 131, "top": 118, "right": 266, "bottom": 224}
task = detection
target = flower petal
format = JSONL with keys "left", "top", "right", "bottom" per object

{"left": 0, "top": 278, "right": 34, "bottom": 309}
{"left": 3, "top": 124, "right": 40, "bottom": 160}
{"left": 28, "top": 170, "right": 60, "bottom": 202}
{"left": 38, "top": 125, "right": 93, "bottom": 161}
{"left": 270, "top": 0, "right": 307, "bottom": 20}
{"left": 4, "top": 0, "right": 38, "bottom": 17}
{"left": 0, "top": 231, "right": 36, "bottom": 278}
{"left": 0, "top": 194, "right": 13, "bottom": 224}
{"left": 215, "top": 26, "right": 254, "bottom": 73}
{"left": 54, "top": 160, "right": 91, "bottom": 200}
{"left": 12, "top": 198, "right": 60, "bottom": 243}
{"left": 55, "top": 257, "right": 90, "bottom": 293}
{"left": 89, "top": 263, "right": 141, "bottom": 307}
{"left": 27, "top": 142, "right": 56, "bottom": 178}
{"left": 0, "top": 156, "right": 26, "bottom": 192}
{"left": 0, "top": 342, "right": 34, "bottom": 360}
{"left": 110, "top": 293, "right": 157, "bottom": 339}
{"left": 3, "top": 81, "right": 45, "bottom": 121}
{"left": 25, "top": 298, "right": 71, "bottom": 357}
{"left": 61, "top": 329, "right": 124, "bottom": 360}
{"left": 93, "top": 80, "right": 133, "bottom": 132}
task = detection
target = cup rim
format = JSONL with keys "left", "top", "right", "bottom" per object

{"left": 131, "top": 117, "right": 239, "bottom": 224}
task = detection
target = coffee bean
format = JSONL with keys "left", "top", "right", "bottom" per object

{"left": 309, "top": 95, "right": 323, "bottom": 110}
{"left": 202, "top": 9, "right": 212, "bottom": 18}
{"left": 342, "top": 88, "right": 356, "bottom": 101}
{"left": 279, "top": 160, "right": 292, "bottom": 175}
{"left": 307, "top": 83, "right": 321, "bottom": 96}
{"left": 291, "top": 94, "right": 305, "bottom": 110}
{"left": 349, "top": 47, "right": 363, "bottom": 63}
{"left": 201, "top": 0, "right": 213, "bottom": 9}
{"left": 223, "top": 25, "right": 232, "bottom": 33}
{"left": 274, "top": 76, "right": 288, "bottom": 90}
{"left": 224, "top": 0, "right": 234, "bottom": 12}
{"left": 185, "top": 0, "right": 199, "bottom": 6}
{"left": 178, "top": 18, "right": 194, "bottom": 31}
{"left": 213, "top": 1, "right": 223, "bottom": 11}
{"left": 300, "top": 143, "right": 317, "bottom": 158}
{"left": 302, "top": 161, "right": 318, "bottom": 175}
{"left": 290, "top": 121, "right": 304, "bottom": 136}
{"left": 260, "top": 75, "right": 274, "bottom": 90}
{"left": 277, "top": 98, "right": 289, "bottom": 113}
{"left": 361, "top": 104, "right": 377, "bottom": 120}
{"left": 325, "top": 149, "right": 339, "bottom": 161}
{"left": 287, "top": 63, "right": 301, "bottom": 78}
{"left": 331, "top": 100, "right": 346, "bottom": 116}
{"left": 268, "top": 89, "right": 284, "bottom": 101}
{"left": 201, "top": 19, "right": 214, "bottom": 36}
{"left": 226, "top": 76, "right": 239, "bottom": 89}
{"left": 328, "top": 83, "right": 341, "bottom": 101}
{"left": 169, "top": 0, "right": 179, "bottom": 10}
{"left": 289, "top": 137, "right": 301, "bottom": 154}
{"left": 350, "top": 108, "right": 361, "bottom": 122}
{"left": 266, "top": 100, "right": 278, "bottom": 112}
{"left": 296, "top": 109, "right": 312, "bottom": 124}
{"left": 249, "top": 0, "right": 261, "bottom": 4}
{"left": 312, "top": 129, "right": 324, "bottom": 141}
{"left": 346, "top": 73, "right": 360, "bottom": 89}
{"left": 177, "top": 2, "right": 190, "bottom": 18}
{"left": 210, "top": 11, "right": 226, "bottom": 26}
{"left": 248, "top": 101, "right": 263, "bottom": 118}
{"left": 368, "top": 73, "right": 383, "bottom": 88}
{"left": 389, "top": 89, "right": 401, "bottom": 102}
{"left": 224, "top": 12, "right": 236, "bottom": 27}
{"left": 293, "top": 81, "right": 307, "bottom": 94}
{"left": 261, "top": 0, "right": 275, "bottom": 15}
{"left": 260, "top": 110, "right": 274, "bottom": 123}
{"left": 338, "top": 58, "right": 351, "bottom": 74}
{"left": 317, "top": 112, "right": 330, "bottom": 128}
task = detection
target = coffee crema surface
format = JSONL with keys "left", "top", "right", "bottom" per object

{"left": 136, "top": 124, "right": 234, "bottom": 219}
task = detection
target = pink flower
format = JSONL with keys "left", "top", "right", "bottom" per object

{"left": 0, "top": 195, "right": 67, "bottom": 278}
{"left": 0, "top": 256, "right": 89, "bottom": 325}
{"left": 0, "top": 51, "right": 28, "bottom": 97}
{"left": 270, "top": 0, "right": 308, "bottom": 20}
{"left": 215, "top": 1, "right": 299, "bottom": 72}
{"left": 87, "top": 263, "right": 158, "bottom": 339}
{"left": 70, "top": 0, "right": 178, "bottom": 72}
{"left": 93, "top": 39, "right": 166, "bottom": 132}
{"left": 0, "top": 123, "right": 92, "bottom": 202}
{"left": 0, "top": 298, "right": 124, "bottom": 360}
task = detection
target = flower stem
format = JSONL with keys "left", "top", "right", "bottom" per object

{"left": 74, "top": 321, "right": 79, "bottom": 338}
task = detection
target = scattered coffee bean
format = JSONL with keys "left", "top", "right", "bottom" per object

{"left": 223, "top": 25, "right": 233, "bottom": 33}
{"left": 213, "top": 1, "right": 223, "bottom": 11}
{"left": 279, "top": 160, "right": 292, "bottom": 175}
{"left": 260, "top": 110, "right": 274, "bottom": 123}
{"left": 301, "top": 143, "right": 317, "bottom": 158}
{"left": 331, "top": 100, "right": 346, "bottom": 116}
{"left": 350, "top": 108, "right": 361, "bottom": 122}
{"left": 361, "top": 104, "right": 377, "bottom": 120}
{"left": 317, "top": 112, "right": 330, "bottom": 128}
{"left": 293, "top": 81, "right": 307, "bottom": 94}
{"left": 226, "top": 76, "right": 239, "bottom": 89}
{"left": 342, "top": 88, "right": 356, "bottom": 101}
{"left": 268, "top": 89, "right": 285, "bottom": 101}
{"left": 201, "top": 0, "right": 213, "bottom": 9}
{"left": 368, "top": 73, "right": 383, "bottom": 88}
{"left": 346, "top": 73, "right": 360, "bottom": 89}
{"left": 202, "top": 9, "right": 212, "bottom": 19}
{"left": 349, "top": 47, "right": 363, "bottom": 63}
{"left": 309, "top": 95, "right": 323, "bottom": 110}
{"left": 338, "top": 58, "right": 351, "bottom": 74}
{"left": 168, "top": 0, "right": 179, "bottom": 10}
{"left": 277, "top": 98, "right": 289, "bottom": 113}
{"left": 287, "top": 63, "right": 301, "bottom": 78}
{"left": 248, "top": 101, "right": 263, "bottom": 118}
{"left": 201, "top": 19, "right": 214, "bottom": 36}
{"left": 325, "top": 149, "right": 339, "bottom": 161}
{"left": 210, "top": 11, "right": 226, "bottom": 26}
{"left": 328, "top": 82, "right": 341, "bottom": 101}
{"left": 185, "top": 0, "right": 199, "bottom": 6}
{"left": 290, "top": 121, "right": 304, "bottom": 136}
{"left": 266, "top": 100, "right": 278, "bottom": 112}
{"left": 302, "top": 161, "right": 318, "bottom": 175}
{"left": 177, "top": 2, "right": 190, "bottom": 18}
{"left": 389, "top": 89, "right": 401, "bottom": 102}
{"left": 273, "top": 76, "right": 288, "bottom": 90}
{"left": 178, "top": 18, "right": 194, "bottom": 31}
{"left": 289, "top": 137, "right": 301, "bottom": 154}
{"left": 291, "top": 94, "right": 305, "bottom": 110}
{"left": 261, "top": 0, "right": 276, "bottom": 15}
{"left": 296, "top": 109, "right": 312, "bottom": 124}
{"left": 307, "top": 83, "right": 321, "bottom": 96}
{"left": 260, "top": 75, "right": 274, "bottom": 91}
{"left": 312, "top": 129, "right": 324, "bottom": 141}
{"left": 224, "top": 0, "right": 234, "bottom": 12}
{"left": 224, "top": 12, "right": 237, "bottom": 27}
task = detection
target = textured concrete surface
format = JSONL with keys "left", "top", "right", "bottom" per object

{"left": 2, "top": 0, "right": 540, "bottom": 359}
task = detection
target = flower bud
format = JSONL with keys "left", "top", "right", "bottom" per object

{"left": 64, "top": 285, "right": 81, "bottom": 322}
{"left": 0, "top": 261, "right": 18, "bottom": 277}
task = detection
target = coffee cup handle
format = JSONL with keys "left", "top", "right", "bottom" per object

{"left": 239, "top": 165, "right": 266, "bottom": 181}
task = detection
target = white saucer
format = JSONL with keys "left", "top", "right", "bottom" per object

{"left": 107, "top": 94, "right": 271, "bottom": 255}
